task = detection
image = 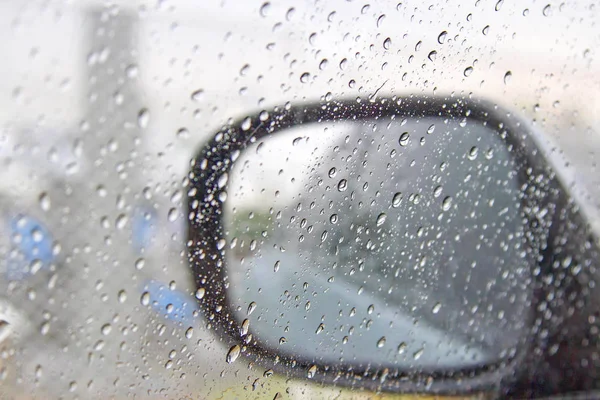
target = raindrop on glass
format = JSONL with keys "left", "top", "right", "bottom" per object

{"left": 226, "top": 345, "right": 241, "bottom": 363}
{"left": 438, "top": 31, "right": 448, "bottom": 44}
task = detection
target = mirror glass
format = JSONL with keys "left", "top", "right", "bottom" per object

{"left": 224, "top": 115, "right": 532, "bottom": 370}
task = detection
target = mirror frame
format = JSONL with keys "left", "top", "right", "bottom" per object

{"left": 186, "top": 95, "right": 562, "bottom": 395}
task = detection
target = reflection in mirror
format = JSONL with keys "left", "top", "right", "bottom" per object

{"left": 224, "top": 116, "right": 532, "bottom": 370}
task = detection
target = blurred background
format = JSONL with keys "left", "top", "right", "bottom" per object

{"left": 0, "top": 0, "right": 599, "bottom": 398}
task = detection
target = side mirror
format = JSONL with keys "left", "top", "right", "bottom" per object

{"left": 186, "top": 96, "right": 600, "bottom": 396}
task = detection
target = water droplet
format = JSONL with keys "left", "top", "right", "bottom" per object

{"left": 398, "top": 342, "right": 407, "bottom": 354}
{"left": 377, "top": 337, "right": 386, "bottom": 348}
{"left": 328, "top": 167, "right": 337, "bottom": 178}
{"left": 433, "top": 186, "right": 443, "bottom": 198}
{"left": 307, "top": 365, "right": 317, "bottom": 379}
{"left": 125, "top": 64, "right": 139, "bottom": 78}
{"left": 279, "top": 337, "right": 287, "bottom": 345}
{"left": 503, "top": 71, "right": 512, "bottom": 84}
{"left": 337, "top": 179, "right": 348, "bottom": 192}
{"left": 438, "top": 31, "right": 448, "bottom": 44}
{"left": 115, "top": 214, "right": 128, "bottom": 230}
{"left": 176, "top": 127, "right": 190, "bottom": 139}
{"left": 101, "top": 323, "right": 112, "bottom": 335}
{"left": 427, "top": 50, "right": 437, "bottom": 62}
{"left": 427, "top": 124, "right": 435, "bottom": 134}
{"left": 432, "top": 302, "right": 442, "bottom": 314}
{"left": 329, "top": 214, "right": 338, "bottom": 224}
{"left": 399, "top": 132, "right": 409, "bottom": 147}
{"left": 118, "top": 290, "right": 127, "bottom": 303}
{"left": 464, "top": 66, "right": 473, "bottom": 77}
{"left": 240, "top": 319, "right": 250, "bottom": 336}
{"left": 495, "top": 0, "right": 504, "bottom": 11}
{"left": 185, "top": 327, "right": 194, "bottom": 339}
{"left": 392, "top": 192, "right": 403, "bottom": 208}
{"left": 413, "top": 348, "right": 424, "bottom": 360}
{"left": 137, "top": 108, "right": 150, "bottom": 129}
{"left": 133, "top": 258, "right": 145, "bottom": 271}
{"left": 300, "top": 72, "right": 310, "bottom": 83}
{"left": 482, "top": 25, "right": 490, "bottom": 35}
{"left": 195, "top": 288, "right": 206, "bottom": 300}
{"left": 319, "top": 59, "right": 329, "bottom": 70}
{"left": 383, "top": 37, "right": 392, "bottom": 50}
{"left": 442, "top": 196, "right": 452, "bottom": 211}
{"left": 39, "top": 192, "right": 51, "bottom": 211}
{"left": 141, "top": 291, "right": 150, "bottom": 306}
{"left": 468, "top": 146, "right": 479, "bottom": 160}
{"left": 40, "top": 322, "right": 50, "bottom": 335}
{"left": 226, "top": 345, "right": 241, "bottom": 363}
{"left": 191, "top": 89, "right": 204, "bottom": 102}
{"left": 216, "top": 238, "right": 226, "bottom": 250}
{"left": 247, "top": 302, "right": 257, "bottom": 315}
{"left": 348, "top": 79, "right": 356, "bottom": 88}
{"left": 315, "top": 323, "right": 325, "bottom": 334}
{"left": 241, "top": 117, "right": 252, "bottom": 131}
{"left": 543, "top": 4, "right": 551, "bottom": 16}
{"left": 376, "top": 213, "right": 387, "bottom": 226}
{"left": 168, "top": 208, "right": 178, "bottom": 222}
{"left": 305, "top": 301, "right": 311, "bottom": 311}
{"left": 259, "top": 2, "right": 271, "bottom": 17}
{"left": 339, "top": 58, "right": 348, "bottom": 70}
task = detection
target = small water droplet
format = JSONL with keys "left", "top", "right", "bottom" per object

{"left": 464, "top": 66, "right": 473, "bottom": 77}
{"left": 216, "top": 238, "right": 226, "bottom": 250}
{"left": 247, "top": 302, "right": 257, "bottom": 315}
{"left": 339, "top": 58, "right": 348, "bottom": 70}
{"left": 438, "top": 31, "right": 448, "bottom": 44}
{"left": 399, "top": 132, "right": 410, "bottom": 147}
{"left": 226, "top": 345, "right": 241, "bottom": 363}
{"left": 39, "top": 192, "right": 51, "bottom": 211}
{"left": 185, "top": 327, "right": 194, "bottom": 339}
{"left": 259, "top": 2, "right": 271, "bottom": 17}
{"left": 468, "top": 146, "right": 479, "bottom": 160}
{"left": 495, "top": 0, "right": 504, "bottom": 11}
{"left": 482, "top": 25, "right": 490, "bottom": 35}
{"left": 191, "top": 89, "right": 204, "bottom": 102}
{"left": 377, "top": 336, "right": 386, "bottom": 348}
{"left": 118, "top": 290, "right": 127, "bottom": 303}
{"left": 195, "top": 288, "right": 206, "bottom": 300}
{"left": 428, "top": 50, "right": 437, "bottom": 62}
{"left": 503, "top": 71, "right": 512, "bottom": 84}
{"left": 115, "top": 214, "right": 128, "bottom": 230}
{"left": 40, "top": 321, "right": 50, "bottom": 335}
{"left": 279, "top": 337, "right": 287, "bottom": 345}
{"left": 329, "top": 214, "right": 338, "bottom": 224}
{"left": 240, "top": 319, "right": 250, "bottom": 336}
{"left": 125, "top": 64, "right": 139, "bottom": 78}
{"left": 376, "top": 213, "right": 387, "bottom": 226}
{"left": 432, "top": 302, "right": 442, "bottom": 314}
{"left": 442, "top": 196, "right": 452, "bottom": 211}
{"left": 135, "top": 258, "right": 146, "bottom": 271}
{"left": 392, "top": 192, "right": 403, "bottom": 208}
{"left": 300, "top": 72, "right": 310, "bottom": 83}
{"left": 137, "top": 108, "right": 150, "bottom": 129}
{"left": 433, "top": 186, "right": 443, "bottom": 198}
{"left": 101, "top": 323, "right": 112, "bottom": 335}
{"left": 241, "top": 117, "right": 252, "bottom": 131}
{"left": 427, "top": 124, "right": 435, "bottom": 134}
{"left": 337, "top": 179, "right": 348, "bottom": 192}
{"left": 383, "top": 37, "right": 392, "bottom": 50}
{"left": 543, "top": 4, "right": 551, "bottom": 16}
{"left": 168, "top": 208, "right": 178, "bottom": 222}
{"left": 307, "top": 365, "right": 317, "bottom": 379}
{"left": 315, "top": 323, "right": 325, "bottom": 334}
{"left": 398, "top": 342, "right": 407, "bottom": 354}
{"left": 413, "top": 348, "right": 424, "bottom": 360}
{"left": 319, "top": 59, "right": 329, "bottom": 70}
{"left": 140, "top": 291, "right": 150, "bottom": 306}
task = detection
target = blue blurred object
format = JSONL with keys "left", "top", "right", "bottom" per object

{"left": 4, "top": 214, "right": 55, "bottom": 281}
{"left": 131, "top": 206, "right": 157, "bottom": 253}
{"left": 142, "top": 279, "right": 198, "bottom": 325}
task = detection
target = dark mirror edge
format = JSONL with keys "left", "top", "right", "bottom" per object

{"left": 186, "top": 94, "right": 598, "bottom": 397}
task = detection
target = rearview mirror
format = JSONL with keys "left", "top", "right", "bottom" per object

{"left": 186, "top": 96, "right": 600, "bottom": 396}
